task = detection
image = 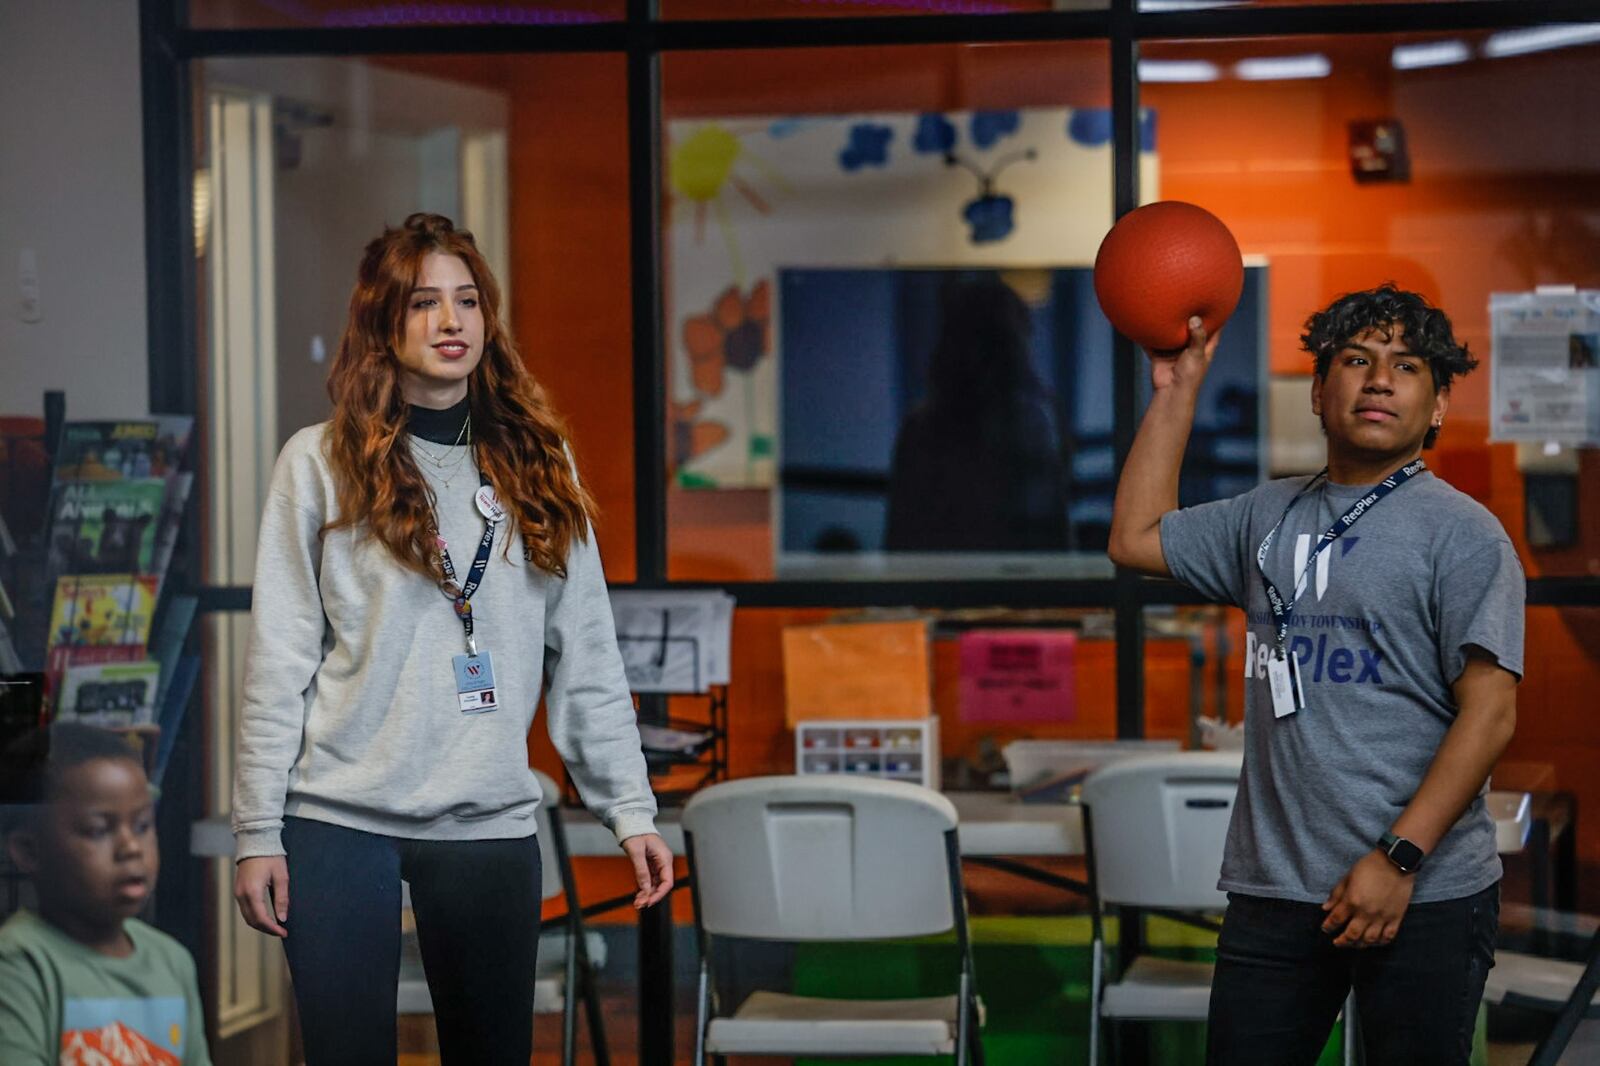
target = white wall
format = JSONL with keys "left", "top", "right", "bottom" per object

{"left": 0, "top": 0, "right": 148, "bottom": 421}
{"left": 202, "top": 56, "right": 508, "bottom": 450}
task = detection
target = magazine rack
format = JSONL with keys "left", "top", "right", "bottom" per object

{"left": 0, "top": 402, "right": 201, "bottom": 794}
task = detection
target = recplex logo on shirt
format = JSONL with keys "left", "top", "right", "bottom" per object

{"left": 1243, "top": 629, "right": 1385, "bottom": 686}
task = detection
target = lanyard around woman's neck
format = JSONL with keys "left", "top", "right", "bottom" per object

{"left": 435, "top": 472, "right": 499, "bottom": 657}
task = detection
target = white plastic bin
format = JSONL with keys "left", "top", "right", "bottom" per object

{"left": 1002, "top": 739, "right": 1182, "bottom": 801}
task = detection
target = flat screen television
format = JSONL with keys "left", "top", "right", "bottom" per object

{"left": 776, "top": 265, "right": 1267, "bottom": 579}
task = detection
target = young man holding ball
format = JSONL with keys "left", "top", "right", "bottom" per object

{"left": 1109, "top": 285, "right": 1523, "bottom": 1066}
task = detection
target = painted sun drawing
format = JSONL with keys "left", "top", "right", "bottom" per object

{"left": 668, "top": 122, "right": 791, "bottom": 284}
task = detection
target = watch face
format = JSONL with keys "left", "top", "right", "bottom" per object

{"left": 1389, "top": 838, "right": 1424, "bottom": 872}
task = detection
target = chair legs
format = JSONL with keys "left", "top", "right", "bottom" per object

{"left": 580, "top": 963, "right": 611, "bottom": 1066}
{"left": 966, "top": 993, "right": 986, "bottom": 1066}
{"left": 1088, "top": 937, "right": 1104, "bottom": 1066}
{"left": 955, "top": 971, "right": 972, "bottom": 1066}
{"left": 555, "top": 926, "right": 611, "bottom": 1066}
{"left": 1342, "top": 991, "right": 1361, "bottom": 1066}
{"left": 694, "top": 959, "right": 711, "bottom": 1066}
{"left": 563, "top": 929, "right": 580, "bottom": 1066}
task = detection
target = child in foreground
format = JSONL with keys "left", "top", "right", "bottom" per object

{"left": 0, "top": 722, "right": 212, "bottom": 1065}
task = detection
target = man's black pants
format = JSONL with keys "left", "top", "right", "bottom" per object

{"left": 1206, "top": 883, "right": 1499, "bottom": 1066}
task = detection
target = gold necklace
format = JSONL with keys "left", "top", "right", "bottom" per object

{"left": 434, "top": 420, "right": 474, "bottom": 491}
{"left": 413, "top": 412, "right": 470, "bottom": 465}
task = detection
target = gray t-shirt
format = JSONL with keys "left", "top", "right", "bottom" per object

{"left": 1160, "top": 470, "right": 1524, "bottom": 903}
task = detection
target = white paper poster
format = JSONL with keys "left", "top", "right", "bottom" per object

{"left": 610, "top": 588, "right": 735, "bottom": 693}
{"left": 665, "top": 106, "right": 1159, "bottom": 488}
{"left": 1490, "top": 289, "right": 1600, "bottom": 445}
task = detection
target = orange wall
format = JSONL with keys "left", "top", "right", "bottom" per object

{"left": 475, "top": 39, "right": 1600, "bottom": 895}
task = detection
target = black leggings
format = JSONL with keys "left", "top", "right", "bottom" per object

{"left": 280, "top": 815, "right": 543, "bottom": 1066}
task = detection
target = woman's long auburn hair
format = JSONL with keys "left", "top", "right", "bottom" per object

{"left": 323, "top": 213, "right": 594, "bottom": 579}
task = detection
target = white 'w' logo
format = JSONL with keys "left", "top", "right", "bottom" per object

{"left": 1293, "top": 533, "right": 1332, "bottom": 601}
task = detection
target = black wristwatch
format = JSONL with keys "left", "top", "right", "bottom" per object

{"left": 1378, "top": 831, "right": 1424, "bottom": 874}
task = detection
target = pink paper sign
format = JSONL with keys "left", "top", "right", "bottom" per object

{"left": 958, "top": 630, "right": 1078, "bottom": 723}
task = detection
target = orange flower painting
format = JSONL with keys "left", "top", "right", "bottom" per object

{"left": 672, "top": 280, "right": 773, "bottom": 486}
{"left": 670, "top": 399, "right": 731, "bottom": 470}
{"left": 681, "top": 280, "right": 771, "bottom": 398}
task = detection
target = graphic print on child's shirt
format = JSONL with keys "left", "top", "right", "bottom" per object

{"left": 60, "top": 995, "right": 187, "bottom": 1065}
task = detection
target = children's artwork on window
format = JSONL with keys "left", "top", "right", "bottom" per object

{"left": 666, "top": 107, "right": 1159, "bottom": 490}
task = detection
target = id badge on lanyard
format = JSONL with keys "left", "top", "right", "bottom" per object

{"left": 1267, "top": 651, "right": 1306, "bottom": 720}
{"left": 1255, "top": 457, "right": 1424, "bottom": 718}
{"left": 439, "top": 476, "right": 507, "bottom": 715}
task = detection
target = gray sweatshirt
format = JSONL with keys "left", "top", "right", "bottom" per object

{"left": 232, "top": 424, "right": 658, "bottom": 859}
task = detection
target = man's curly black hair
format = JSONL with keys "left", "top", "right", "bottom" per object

{"left": 1301, "top": 284, "right": 1478, "bottom": 449}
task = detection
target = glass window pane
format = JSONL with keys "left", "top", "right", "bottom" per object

{"left": 740, "top": 606, "right": 1135, "bottom": 783}
{"left": 1148, "top": 0, "right": 1528, "bottom": 8}
{"left": 1141, "top": 29, "right": 1600, "bottom": 578}
{"left": 662, "top": 40, "right": 1117, "bottom": 581}
{"left": 188, "top": 1, "right": 624, "bottom": 28}
{"left": 196, "top": 53, "right": 637, "bottom": 584}
{"left": 1145, "top": 605, "right": 1238, "bottom": 748}
{"left": 661, "top": 0, "right": 1087, "bottom": 17}
{"left": 1502, "top": 605, "right": 1597, "bottom": 893}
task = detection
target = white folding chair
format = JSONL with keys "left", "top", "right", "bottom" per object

{"left": 397, "top": 769, "right": 610, "bottom": 1066}
{"left": 1485, "top": 909, "right": 1600, "bottom": 1066}
{"left": 1081, "top": 751, "right": 1242, "bottom": 1066}
{"left": 682, "top": 775, "right": 984, "bottom": 1065}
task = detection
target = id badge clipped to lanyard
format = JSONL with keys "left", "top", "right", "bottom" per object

{"left": 438, "top": 478, "right": 508, "bottom": 715}
{"left": 1255, "top": 457, "right": 1425, "bottom": 719}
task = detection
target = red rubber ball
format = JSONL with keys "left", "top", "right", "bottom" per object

{"left": 1093, "top": 201, "right": 1244, "bottom": 353}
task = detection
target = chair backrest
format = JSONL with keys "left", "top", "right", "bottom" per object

{"left": 1080, "top": 751, "right": 1243, "bottom": 911}
{"left": 682, "top": 775, "right": 960, "bottom": 942}
{"left": 533, "top": 769, "right": 566, "bottom": 902}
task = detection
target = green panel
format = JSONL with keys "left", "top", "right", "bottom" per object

{"left": 786, "top": 915, "right": 1353, "bottom": 1066}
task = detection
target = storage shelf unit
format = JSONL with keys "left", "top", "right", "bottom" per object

{"left": 795, "top": 716, "right": 940, "bottom": 790}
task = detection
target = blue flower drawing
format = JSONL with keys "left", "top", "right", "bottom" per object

{"left": 913, "top": 113, "right": 957, "bottom": 155}
{"left": 963, "top": 194, "right": 1016, "bottom": 243}
{"left": 839, "top": 123, "right": 894, "bottom": 171}
{"left": 1067, "top": 108, "right": 1158, "bottom": 151}
{"left": 1067, "top": 109, "right": 1113, "bottom": 147}
{"left": 970, "top": 110, "right": 1021, "bottom": 150}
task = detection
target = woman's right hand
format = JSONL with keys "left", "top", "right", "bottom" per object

{"left": 234, "top": 855, "right": 290, "bottom": 938}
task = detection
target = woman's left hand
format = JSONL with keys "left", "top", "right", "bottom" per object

{"left": 622, "top": 833, "right": 675, "bottom": 909}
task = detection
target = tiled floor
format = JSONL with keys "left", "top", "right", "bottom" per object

{"left": 393, "top": 993, "right": 1582, "bottom": 1066}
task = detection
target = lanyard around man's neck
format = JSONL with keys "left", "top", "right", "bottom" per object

{"left": 1255, "top": 456, "right": 1426, "bottom": 658}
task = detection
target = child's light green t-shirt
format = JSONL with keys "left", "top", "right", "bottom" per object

{"left": 0, "top": 908, "right": 212, "bottom": 1066}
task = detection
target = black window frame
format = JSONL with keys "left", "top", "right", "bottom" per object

{"left": 142, "top": 2, "right": 1600, "bottom": 1058}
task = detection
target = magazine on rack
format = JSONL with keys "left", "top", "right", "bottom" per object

{"left": 57, "top": 659, "right": 161, "bottom": 728}
{"left": 53, "top": 417, "right": 193, "bottom": 482}
{"left": 43, "top": 574, "right": 157, "bottom": 710}
{"left": 46, "top": 573, "right": 159, "bottom": 655}
{"left": 45, "top": 479, "right": 167, "bottom": 576}
{"left": 149, "top": 472, "right": 193, "bottom": 595}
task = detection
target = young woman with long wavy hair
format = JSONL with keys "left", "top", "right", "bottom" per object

{"left": 230, "top": 213, "right": 671, "bottom": 1066}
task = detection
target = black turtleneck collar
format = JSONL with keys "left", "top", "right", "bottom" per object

{"left": 407, "top": 396, "right": 471, "bottom": 446}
